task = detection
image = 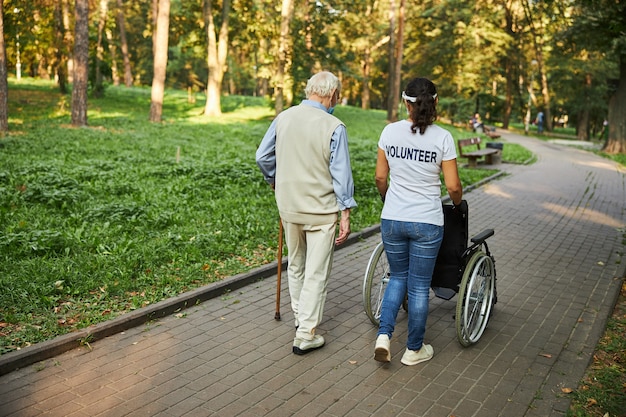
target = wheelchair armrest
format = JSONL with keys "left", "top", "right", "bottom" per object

{"left": 470, "top": 229, "right": 494, "bottom": 245}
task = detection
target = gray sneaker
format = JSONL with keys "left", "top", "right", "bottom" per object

{"left": 293, "top": 335, "right": 325, "bottom": 355}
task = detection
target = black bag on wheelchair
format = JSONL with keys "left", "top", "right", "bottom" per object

{"left": 431, "top": 200, "right": 468, "bottom": 299}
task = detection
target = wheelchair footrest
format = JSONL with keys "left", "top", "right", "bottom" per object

{"left": 432, "top": 287, "right": 457, "bottom": 300}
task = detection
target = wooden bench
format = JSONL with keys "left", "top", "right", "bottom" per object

{"left": 483, "top": 126, "right": 501, "bottom": 139}
{"left": 466, "top": 121, "right": 501, "bottom": 139}
{"left": 458, "top": 137, "right": 501, "bottom": 168}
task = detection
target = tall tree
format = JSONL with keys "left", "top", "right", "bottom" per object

{"left": 53, "top": 0, "right": 69, "bottom": 94}
{"left": 568, "top": 0, "right": 626, "bottom": 153}
{"left": 274, "top": 0, "right": 294, "bottom": 114}
{"left": 71, "top": 0, "right": 89, "bottom": 127}
{"left": 337, "top": 0, "right": 389, "bottom": 109}
{"left": 105, "top": 27, "right": 120, "bottom": 86}
{"left": 0, "top": 2, "right": 8, "bottom": 133}
{"left": 388, "top": 0, "right": 405, "bottom": 122}
{"left": 522, "top": 0, "right": 553, "bottom": 132}
{"left": 386, "top": 0, "right": 397, "bottom": 122}
{"left": 203, "top": 0, "right": 232, "bottom": 117}
{"left": 149, "top": 0, "right": 170, "bottom": 123}
{"left": 116, "top": 0, "right": 133, "bottom": 87}
{"left": 63, "top": 0, "right": 74, "bottom": 84}
{"left": 94, "top": 0, "right": 108, "bottom": 98}
{"left": 501, "top": 0, "right": 523, "bottom": 130}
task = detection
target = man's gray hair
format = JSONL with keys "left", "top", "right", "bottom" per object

{"left": 304, "top": 71, "right": 341, "bottom": 99}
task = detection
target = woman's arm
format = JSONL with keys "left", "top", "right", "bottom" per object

{"left": 375, "top": 148, "right": 389, "bottom": 201}
{"left": 442, "top": 158, "right": 463, "bottom": 205}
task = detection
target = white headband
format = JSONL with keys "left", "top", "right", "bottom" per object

{"left": 402, "top": 91, "right": 437, "bottom": 102}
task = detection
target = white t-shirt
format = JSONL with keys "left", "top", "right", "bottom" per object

{"left": 378, "top": 120, "right": 457, "bottom": 226}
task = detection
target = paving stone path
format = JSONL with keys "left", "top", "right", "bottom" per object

{"left": 1, "top": 131, "right": 624, "bottom": 417}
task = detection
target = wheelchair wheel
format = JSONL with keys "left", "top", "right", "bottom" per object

{"left": 363, "top": 242, "right": 389, "bottom": 326}
{"left": 455, "top": 250, "right": 495, "bottom": 346}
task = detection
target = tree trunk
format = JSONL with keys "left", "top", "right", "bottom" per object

{"left": 203, "top": 0, "right": 231, "bottom": 117}
{"left": 71, "top": 0, "right": 89, "bottom": 127}
{"left": 255, "top": 39, "right": 269, "bottom": 97}
{"left": 386, "top": 0, "right": 396, "bottom": 122}
{"left": 603, "top": 53, "right": 626, "bottom": 154}
{"left": 502, "top": 57, "right": 513, "bottom": 129}
{"left": 274, "top": 0, "right": 294, "bottom": 115}
{"left": 502, "top": 4, "right": 515, "bottom": 130}
{"left": 539, "top": 64, "right": 552, "bottom": 132}
{"left": 116, "top": 0, "right": 133, "bottom": 87}
{"left": 149, "top": 0, "right": 170, "bottom": 123}
{"left": 53, "top": 0, "right": 68, "bottom": 94}
{"left": 577, "top": 73, "right": 592, "bottom": 141}
{"left": 94, "top": 0, "right": 108, "bottom": 98}
{"left": 576, "top": 110, "right": 589, "bottom": 141}
{"left": 62, "top": 0, "right": 73, "bottom": 84}
{"left": 522, "top": 0, "right": 552, "bottom": 133}
{"left": 390, "top": 0, "right": 404, "bottom": 122}
{"left": 361, "top": 48, "right": 371, "bottom": 110}
{"left": 106, "top": 28, "right": 119, "bottom": 86}
{"left": 151, "top": 0, "right": 158, "bottom": 56}
{"left": 0, "top": 2, "right": 8, "bottom": 133}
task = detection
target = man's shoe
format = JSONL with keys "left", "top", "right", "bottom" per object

{"left": 400, "top": 344, "right": 433, "bottom": 366}
{"left": 293, "top": 335, "right": 325, "bottom": 355}
{"left": 374, "top": 334, "right": 391, "bottom": 363}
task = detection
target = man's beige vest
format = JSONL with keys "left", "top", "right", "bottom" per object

{"left": 275, "top": 104, "right": 343, "bottom": 225}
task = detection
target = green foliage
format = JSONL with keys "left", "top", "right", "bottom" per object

{"left": 0, "top": 80, "right": 528, "bottom": 353}
{"left": 567, "top": 0, "right": 626, "bottom": 56}
{"left": 4, "top": 0, "right": 623, "bottom": 138}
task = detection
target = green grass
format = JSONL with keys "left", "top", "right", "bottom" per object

{"left": 567, "top": 281, "right": 626, "bottom": 417}
{"left": 0, "top": 79, "right": 530, "bottom": 354}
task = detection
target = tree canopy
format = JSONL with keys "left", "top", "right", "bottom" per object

{"left": 1, "top": 0, "right": 624, "bottom": 152}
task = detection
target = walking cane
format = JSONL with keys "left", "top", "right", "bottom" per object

{"left": 275, "top": 219, "right": 283, "bottom": 320}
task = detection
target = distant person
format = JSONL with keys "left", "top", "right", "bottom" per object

{"left": 470, "top": 113, "right": 483, "bottom": 133}
{"left": 599, "top": 119, "right": 608, "bottom": 140}
{"left": 256, "top": 71, "right": 357, "bottom": 355}
{"left": 373, "top": 77, "right": 463, "bottom": 365}
{"left": 536, "top": 111, "right": 544, "bottom": 134}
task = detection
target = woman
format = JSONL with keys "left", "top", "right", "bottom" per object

{"left": 374, "top": 77, "right": 462, "bottom": 365}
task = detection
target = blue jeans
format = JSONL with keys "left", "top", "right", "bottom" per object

{"left": 377, "top": 219, "right": 443, "bottom": 351}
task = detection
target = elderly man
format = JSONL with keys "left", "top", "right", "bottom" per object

{"left": 256, "top": 71, "right": 357, "bottom": 354}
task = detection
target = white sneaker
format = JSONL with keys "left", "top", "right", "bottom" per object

{"left": 293, "top": 335, "right": 325, "bottom": 355}
{"left": 400, "top": 344, "right": 433, "bottom": 366}
{"left": 374, "top": 334, "right": 391, "bottom": 362}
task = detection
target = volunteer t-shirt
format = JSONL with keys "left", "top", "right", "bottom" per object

{"left": 378, "top": 120, "right": 457, "bottom": 226}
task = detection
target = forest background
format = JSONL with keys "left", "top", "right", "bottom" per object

{"left": 0, "top": 0, "right": 625, "bottom": 152}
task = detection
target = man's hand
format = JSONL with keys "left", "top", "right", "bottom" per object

{"left": 335, "top": 209, "right": 351, "bottom": 245}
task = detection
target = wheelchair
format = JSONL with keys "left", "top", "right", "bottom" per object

{"left": 362, "top": 200, "right": 497, "bottom": 347}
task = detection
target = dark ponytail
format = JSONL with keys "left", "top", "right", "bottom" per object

{"left": 403, "top": 78, "right": 438, "bottom": 135}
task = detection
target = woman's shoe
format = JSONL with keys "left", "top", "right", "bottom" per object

{"left": 400, "top": 344, "right": 433, "bottom": 366}
{"left": 374, "top": 334, "right": 391, "bottom": 362}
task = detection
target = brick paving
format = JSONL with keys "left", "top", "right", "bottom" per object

{"left": 0, "top": 131, "right": 624, "bottom": 417}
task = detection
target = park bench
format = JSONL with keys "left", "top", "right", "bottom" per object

{"left": 483, "top": 126, "right": 501, "bottom": 139}
{"left": 458, "top": 137, "right": 501, "bottom": 168}
{"left": 467, "top": 121, "right": 501, "bottom": 139}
